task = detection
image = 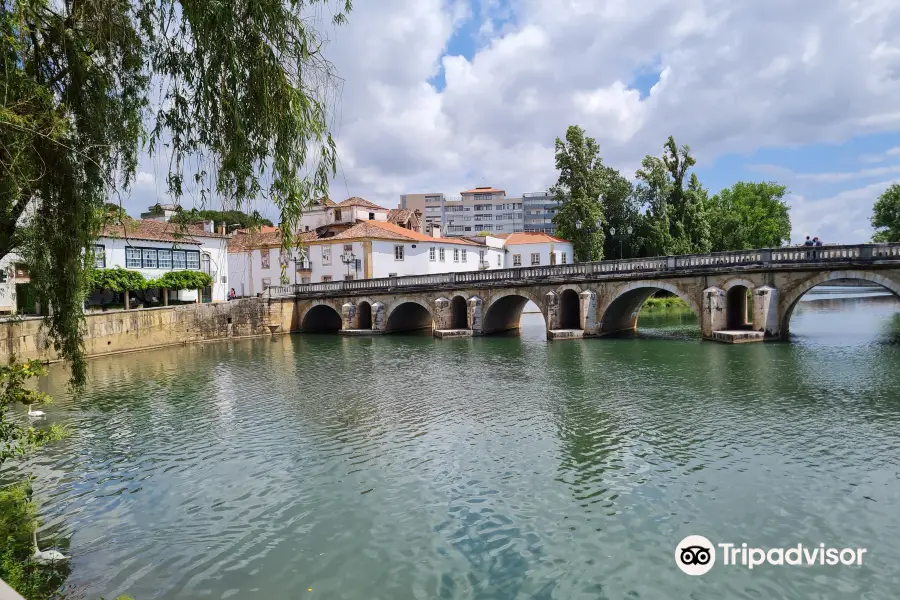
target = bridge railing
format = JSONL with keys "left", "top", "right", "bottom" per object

{"left": 262, "top": 243, "right": 900, "bottom": 298}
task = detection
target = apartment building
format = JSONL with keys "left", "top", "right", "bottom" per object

{"left": 522, "top": 191, "right": 559, "bottom": 235}
{"left": 400, "top": 186, "right": 525, "bottom": 237}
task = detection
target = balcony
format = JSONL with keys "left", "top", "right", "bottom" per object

{"left": 295, "top": 260, "right": 312, "bottom": 272}
{"left": 478, "top": 260, "right": 490, "bottom": 270}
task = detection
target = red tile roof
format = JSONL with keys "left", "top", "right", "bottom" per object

{"left": 461, "top": 187, "right": 505, "bottom": 195}
{"left": 387, "top": 208, "right": 418, "bottom": 224}
{"left": 495, "top": 232, "right": 569, "bottom": 245}
{"left": 337, "top": 196, "right": 388, "bottom": 210}
{"left": 325, "top": 220, "right": 482, "bottom": 245}
{"left": 227, "top": 229, "right": 318, "bottom": 252}
{"left": 99, "top": 220, "right": 230, "bottom": 244}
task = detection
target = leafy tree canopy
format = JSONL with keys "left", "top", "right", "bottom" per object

{"left": 709, "top": 182, "right": 792, "bottom": 251}
{"left": 151, "top": 270, "right": 213, "bottom": 290}
{"left": 871, "top": 183, "right": 900, "bottom": 243}
{"left": 2, "top": 0, "right": 351, "bottom": 385}
{"left": 551, "top": 125, "right": 607, "bottom": 261}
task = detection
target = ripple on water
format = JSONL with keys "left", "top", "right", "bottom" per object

{"left": 6, "top": 299, "right": 900, "bottom": 599}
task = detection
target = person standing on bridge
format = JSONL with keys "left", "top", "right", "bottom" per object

{"left": 804, "top": 236, "right": 814, "bottom": 246}
{"left": 814, "top": 237, "right": 823, "bottom": 247}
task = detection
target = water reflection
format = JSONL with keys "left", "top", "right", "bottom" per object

{"left": 6, "top": 292, "right": 899, "bottom": 600}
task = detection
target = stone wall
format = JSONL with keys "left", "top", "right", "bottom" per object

{"left": 0, "top": 297, "right": 290, "bottom": 363}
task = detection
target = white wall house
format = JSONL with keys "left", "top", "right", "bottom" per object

{"left": 95, "top": 219, "right": 230, "bottom": 302}
{"left": 492, "top": 232, "right": 574, "bottom": 268}
{"left": 228, "top": 220, "right": 505, "bottom": 295}
{"left": 299, "top": 197, "right": 391, "bottom": 232}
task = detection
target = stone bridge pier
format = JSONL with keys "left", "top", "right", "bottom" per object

{"left": 276, "top": 246, "right": 900, "bottom": 344}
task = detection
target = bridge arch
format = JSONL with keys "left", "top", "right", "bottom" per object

{"left": 723, "top": 278, "right": 756, "bottom": 330}
{"left": 385, "top": 299, "right": 435, "bottom": 333}
{"left": 599, "top": 281, "right": 699, "bottom": 335}
{"left": 449, "top": 294, "right": 468, "bottom": 329}
{"left": 357, "top": 300, "right": 373, "bottom": 330}
{"left": 779, "top": 270, "right": 900, "bottom": 334}
{"left": 482, "top": 289, "right": 545, "bottom": 335}
{"left": 300, "top": 300, "right": 343, "bottom": 332}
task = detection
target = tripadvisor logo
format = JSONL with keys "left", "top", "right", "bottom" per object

{"left": 675, "top": 535, "right": 867, "bottom": 576}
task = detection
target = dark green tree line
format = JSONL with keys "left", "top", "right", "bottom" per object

{"left": 551, "top": 126, "right": 794, "bottom": 259}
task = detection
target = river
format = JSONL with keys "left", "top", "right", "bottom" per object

{"left": 14, "top": 287, "right": 900, "bottom": 599}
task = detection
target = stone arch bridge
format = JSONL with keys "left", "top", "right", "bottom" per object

{"left": 263, "top": 244, "right": 900, "bottom": 342}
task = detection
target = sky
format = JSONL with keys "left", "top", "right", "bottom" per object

{"left": 126, "top": 0, "right": 900, "bottom": 245}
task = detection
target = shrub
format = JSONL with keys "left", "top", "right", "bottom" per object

{"left": 88, "top": 268, "right": 147, "bottom": 292}
{"left": 150, "top": 271, "right": 213, "bottom": 290}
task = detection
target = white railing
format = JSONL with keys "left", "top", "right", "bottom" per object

{"left": 263, "top": 243, "right": 900, "bottom": 299}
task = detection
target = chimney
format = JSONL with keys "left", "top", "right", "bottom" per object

{"left": 202, "top": 220, "right": 214, "bottom": 233}
{"left": 431, "top": 224, "right": 441, "bottom": 239}
{"left": 218, "top": 221, "right": 226, "bottom": 235}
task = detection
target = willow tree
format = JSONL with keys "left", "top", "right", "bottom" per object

{"left": 1, "top": 0, "right": 350, "bottom": 384}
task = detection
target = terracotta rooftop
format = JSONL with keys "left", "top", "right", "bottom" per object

{"left": 325, "top": 220, "right": 482, "bottom": 245}
{"left": 461, "top": 187, "right": 505, "bottom": 195}
{"left": 337, "top": 196, "right": 388, "bottom": 210}
{"left": 99, "top": 219, "right": 230, "bottom": 244}
{"left": 312, "top": 196, "right": 336, "bottom": 207}
{"left": 494, "top": 232, "right": 569, "bottom": 245}
{"left": 387, "top": 208, "right": 418, "bottom": 224}
{"left": 227, "top": 229, "right": 318, "bottom": 252}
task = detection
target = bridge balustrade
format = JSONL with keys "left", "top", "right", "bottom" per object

{"left": 261, "top": 243, "right": 900, "bottom": 299}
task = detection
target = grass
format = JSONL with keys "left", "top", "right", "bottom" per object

{"left": 642, "top": 296, "right": 689, "bottom": 310}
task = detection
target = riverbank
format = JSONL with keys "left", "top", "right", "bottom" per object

{"left": 0, "top": 298, "right": 291, "bottom": 364}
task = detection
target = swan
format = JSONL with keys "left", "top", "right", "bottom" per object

{"left": 32, "top": 530, "right": 67, "bottom": 565}
{"left": 27, "top": 405, "right": 45, "bottom": 417}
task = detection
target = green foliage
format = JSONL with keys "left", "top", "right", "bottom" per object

{"left": 708, "top": 182, "right": 792, "bottom": 251}
{"left": 2, "top": 0, "right": 352, "bottom": 386}
{"left": 871, "top": 183, "right": 900, "bottom": 243}
{"left": 151, "top": 271, "right": 213, "bottom": 291}
{"left": 170, "top": 209, "right": 273, "bottom": 233}
{"left": 634, "top": 136, "right": 711, "bottom": 256}
{"left": 89, "top": 268, "right": 148, "bottom": 293}
{"left": 642, "top": 296, "right": 689, "bottom": 310}
{"left": 551, "top": 126, "right": 607, "bottom": 261}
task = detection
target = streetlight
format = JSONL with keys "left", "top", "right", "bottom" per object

{"left": 609, "top": 225, "right": 633, "bottom": 259}
{"left": 341, "top": 249, "right": 357, "bottom": 280}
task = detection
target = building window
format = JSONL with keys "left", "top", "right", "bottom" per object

{"left": 334, "top": 209, "right": 342, "bottom": 221}
{"left": 513, "top": 254, "right": 521, "bottom": 266}
{"left": 461, "top": 249, "right": 467, "bottom": 262}
{"left": 561, "top": 252, "right": 567, "bottom": 264}
{"left": 531, "top": 253, "right": 540, "bottom": 266}
{"left": 394, "top": 245, "right": 404, "bottom": 260}
{"left": 453, "top": 249, "right": 459, "bottom": 262}
{"left": 497, "top": 255, "right": 501, "bottom": 266}
{"left": 261, "top": 277, "right": 271, "bottom": 287}
{"left": 344, "top": 274, "right": 354, "bottom": 281}
{"left": 429, "top": 247, "right": 436, "bottom": 261}
{"left": 322, "top": 275, "right": 332, "bottom": 282}
{"left": 142, "top": 249, "right": 157, "bottom": 269}
{"left": 301, "top": 276, "right": 311, "bottom": 284}
{"left": 344, "top": 244, "right": 353, "bottom": 253}
{"left": 261, "top": 249, "right": 271, "bottom": 269}
{"left": 158, "top": 249, "right": 172, "bottom": 269}
{"left": 125, "top": 247, "right": 141, "bottom": 268}
{"left": 172, "top": 250, "right": 186, "bottom": 270}
{"left": 439, "top": 248, "right": 445, "bottom": 261}
{"left": 186, "top": 251, "right": 200, "bottom": 270}
{"left": 496, "top": 226, "right": 503, "bottom": 231}
{"left": 322, "top": 246, "right": 332, "bottom": 266}
{"left": 368, "top": 212, "right": 375, "bottom": 220}
{"left": 93, "top": 245, "right": 106, "bottom": 268}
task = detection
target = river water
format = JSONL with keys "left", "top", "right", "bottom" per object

{"left": 14, "top": 288, "right": 900, "bottom": 599}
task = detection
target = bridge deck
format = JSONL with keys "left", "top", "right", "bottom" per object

{"left": 264, "top": 244, "right": 900, "bottom": 300}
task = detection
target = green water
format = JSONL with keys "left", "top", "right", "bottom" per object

{"left": 13, "top": 289, "right": 900, "bottom": 599}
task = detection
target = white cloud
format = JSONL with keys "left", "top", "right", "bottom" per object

{"left": 121, "top": 0, "right": 900, "bottom": 245}
{"left": 860, "top": 146, "right": 900, "bottom": 163}
{"left": 788, "top": 180, "right": 897, "bottom": 243}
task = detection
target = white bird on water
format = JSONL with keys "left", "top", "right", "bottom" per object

{"left": 26, "top": 405, "right": 45, "bottom": 418}
{"left": 32, "top": 530, "right": 67, "bottom": 565}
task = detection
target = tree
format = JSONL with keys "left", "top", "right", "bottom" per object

{"left": 871, "top": 184, "right": 900, "bottom": 243}
{"left": 2, "top": 0, "right": 351, "bottom": 385}
{"left": 708, "top": 182, "right": 792, "bottom": 251}
{"left": 600, "top": 166, "right": 638, "bottom": 259}
{"left": 634, "top": 136, "right": 711, "bottom": 256}
{"left": 551, "top": 126, "right": 607, "bottom": 262}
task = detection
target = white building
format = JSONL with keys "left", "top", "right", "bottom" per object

{"left": 0, "top": 253, "right": 28, "bottom": 314}
{"left": 492, "top": 232, "right": 573, "bottom": 268}
{"left": 299, "top": 196, "right": 392, "bottom": 232}
{"left": 94, "top": 219, "right": 231, "bottom": 302}
{"left": 228, "top": 219, "right": 503, "bottom": 296}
